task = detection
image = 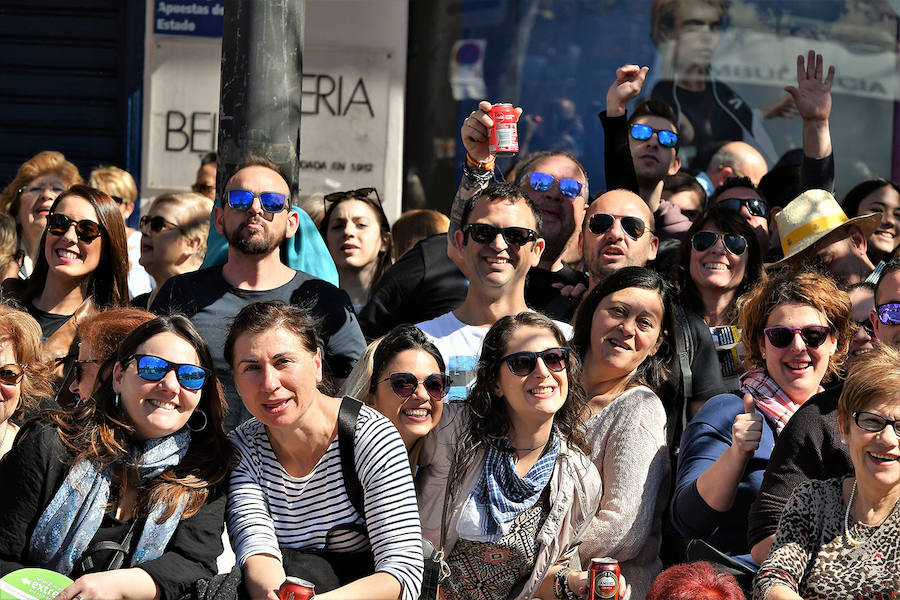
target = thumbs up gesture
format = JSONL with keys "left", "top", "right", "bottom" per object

{"left": 732, "top": 393, "right": 763, "bottom": 455}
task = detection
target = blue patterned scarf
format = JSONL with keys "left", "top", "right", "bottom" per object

{"left": 28, "top": 428, "right": 192, "bottom": 574}
{"left": 456, "top": 432, "right": 558, "bottom": 543}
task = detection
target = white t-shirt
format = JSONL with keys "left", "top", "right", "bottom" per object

{"left": 417, "top": 311, "right": 573, "bottom": 402}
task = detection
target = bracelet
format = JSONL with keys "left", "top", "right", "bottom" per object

{"left": 553, "top": 567, "right": 571, "bottom": 600}
{"left": 465, "top": 152, "right": 495, "bottom": 171}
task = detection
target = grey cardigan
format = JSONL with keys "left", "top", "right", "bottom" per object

{"left": 416, "top": 403, "right": 602, "bottom": 600}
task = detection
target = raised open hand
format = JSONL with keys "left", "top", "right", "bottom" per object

{"left": 784, "top": 50, "right": 834, "bottom": 123}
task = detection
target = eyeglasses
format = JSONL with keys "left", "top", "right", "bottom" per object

{"left": 463, "top": 223, "right": 538, "bottom": 247}
{"left": 853, "top": 411, "right": 900, "bottom": 436}
{"left": 854, "top": 318, "right": 875, "bottom": 336}
{"left": 129, "top": 354, "right": 209, "bottom": 391}
{"left": 717, "top": 197, "right": 768, "bottom": 218}
{"left": 528, "top": 172, "right": 583, "bottom": 199}
{"left": 46, "top": 213, "right": 104, "bottom": 243}
{"left": 630, "top": 123, "right": 679, "bottom": 148}
{"left": 588, "top": 213, "right": 649, "bottom": 240}
{"left": 74, "top": 359, "right": 100, "bottom": 382}
{"left": 691, "top": 231, "right": 748, "bottom": 256}
{"left": 18, "top": 184, "right": 64, "bottom": 197}
{"left": 110, "top": 195, "right": 124, "bottom": 205}
{"left": 140, "top": 215, "right": 182, "bottom": 234}
{"left": 0, "top": 364, "right": 25, "bottom": 386}
{"left": 876, "top": 303, "right": 900, "bottom": 326}
{"left": 500, "top": 347, "right": 569, "bottom": 376}
{"left": 763, "top": 325, "right": 833, "bottom": 349}
{"left": 225, "top": 189, "right": 290, "bottom": 213}
{"left": 192, "top": 183, "right": 214, "bottom": 195}
{"left": 381, "top": 372, "right": 450, "bottom": 401}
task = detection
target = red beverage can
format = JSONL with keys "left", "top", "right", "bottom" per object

{"left": 278, "top": 577, "right": 315, "bottom": 600}
{"left": 489, "top": 103, "right": 519, "bottom": 156}
{"left": 589, "top": 557, "right": 620, "bottom": 600}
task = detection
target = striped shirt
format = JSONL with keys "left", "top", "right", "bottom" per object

{"left": 227, "top": 406, "right": 423, "bottom": 600}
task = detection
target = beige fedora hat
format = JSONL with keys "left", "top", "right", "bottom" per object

{"left": 767, "top": 189, "right": 881, "bottom": 268}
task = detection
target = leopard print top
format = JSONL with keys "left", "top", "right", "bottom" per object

{"left": 753, "top": 478, "right": 900, "bottom": 599}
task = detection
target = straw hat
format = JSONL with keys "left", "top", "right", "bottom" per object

{"left": 767, "top": 189, "right": 881, "bottom": 268}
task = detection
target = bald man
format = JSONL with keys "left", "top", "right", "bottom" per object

{"left": 581, "top": 189, "right": 659, "bottom": 290}
{"left": 696, "top": 141, "right": 768, "bottom": 196}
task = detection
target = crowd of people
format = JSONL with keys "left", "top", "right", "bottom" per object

{"left": 0, "top": 38, "right": 897, "bottom": 600}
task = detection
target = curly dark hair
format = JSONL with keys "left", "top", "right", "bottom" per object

{"left": 675, "top": 204, "right": 765, "bottom": 324}
{"left": 572, "top": 266, "right": 673, "bottom": 394}
{"left": 448, "top": 312, "right": 588, "bottom": 497}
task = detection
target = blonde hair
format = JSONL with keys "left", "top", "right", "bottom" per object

{"left": 391, "top": 209, "right": 450, "bottom": 259}
{"left": 839, "top": 343, "right": 900, "bottom": 435}
{"left": 0, "top": 151, "right": 82, "bottom": 219}
{"left": 0, "top": 304, "right": 53, "bottom": 420}
{"left": 88, "top": 166, "right": 138, "bottom": 207}
{"left": 340, "top": 336, "right": 383, "bottom": 400}
{"left": 149, "top": 192, "right": 213, "bottom": 263}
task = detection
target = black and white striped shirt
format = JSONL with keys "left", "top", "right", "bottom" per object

{"left": 227, "top": 406, "right": 423, "bottom": 600}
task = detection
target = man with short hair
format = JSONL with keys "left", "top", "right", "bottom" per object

{"left": 192, "top": 151, "right": 217, "bottom": 200}
{"left": 581, "top": 190, "right": 658, "bottom": 290}
{"left": 152, "top": 157, "right": 366, "bottom": 430}
{"left": 708, "top": 176, "right": 771, "bottom": 251}
{"left": 419, "top": 181, "right": 570, "bottom": 401}
{"left": 695, "top": 141, "right": 768, "bottom": 197}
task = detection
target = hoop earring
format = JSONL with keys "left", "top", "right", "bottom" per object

{"left": 114, "top": 393, "right": 120, "bottom": 408}
{"left": 188, "top": 409, "right": 208, "bottom": 432}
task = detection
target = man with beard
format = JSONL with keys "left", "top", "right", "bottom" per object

{"left": 151, "top": 157, "right": 365, "bottom": 430}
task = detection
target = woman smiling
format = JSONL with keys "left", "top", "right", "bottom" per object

{"left": 570, "top": 266, "right": 673, "bottom": 600}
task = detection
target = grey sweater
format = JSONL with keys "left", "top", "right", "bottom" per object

{"left": 578, "top": 385, "right": 671, "bottom": 600}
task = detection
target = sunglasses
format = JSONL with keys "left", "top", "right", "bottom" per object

{"left": 129, "top": 354, "right": 209, "bottom": 391}
{"left": 501, "top": 347, "right": 569, "bottom": 377}
{"left": 763, "top": 325, "right": 832, "bottom": 349}
{"left": 74, "top": 359, "right": 100, "bottom": 382}
{"left": 463, "top": 223, "right": 538, "bottom": 247}
{"left": 0, "top": 364, "right": 25, "bottom": 386}
{"left": 191, "top": 183, "right": 214, "bottom": 195}
{"left": 691, "top": 231, "right": 748, "bottom": 256}
{"left": 854, "top": 318, "right": 875, "bottom": 336}
{"left": 717, "top": 197, "right": 768, "bottom": 218}
{"left": 225, "top": 189, "right": 290, "bottom": 213}
{"left": 324, "top": 187, "right": 382, "bottom": 209}
{"left": 140, "top": 215, "right": 181, "bottom": 234}
{"left": 876, "top": 303, "right": 900, "bottom": 326}
{"left": 588, "top": 213, "right": 649, "bottom": 240}
{"left": 46, "top": 213, "right": 104, "bottom": 243}
{"left": 528, "top": 172, "right": 583, "bottom": 199}
{"left": 381, "top": 372, "right": 450, "bottom": 401}
{"left": 853, "top": 410, "right": 900, "bottom": 436}
{"left": 630, "top": 123, "right": 679, "bottom": 148}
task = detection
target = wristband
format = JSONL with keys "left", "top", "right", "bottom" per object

{"left": 466, "top": 152, "right": 495, "bottom": 171}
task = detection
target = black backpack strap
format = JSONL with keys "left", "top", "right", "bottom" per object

{"left": 338, "top": 396, "right": 365, "bottom": 518}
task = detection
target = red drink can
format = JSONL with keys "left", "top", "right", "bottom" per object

{"left": 489, "top": 103, "right": 519, "bottom": 156}
{"left": 278, "top": 577, "right": 315, "bottom": 600}
{"left": 589, "top": 557, "right": 620, "bottom": 600}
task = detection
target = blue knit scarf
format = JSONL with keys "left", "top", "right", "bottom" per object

{"left": 28, "top": 428, "right": 192, "bottom": 574}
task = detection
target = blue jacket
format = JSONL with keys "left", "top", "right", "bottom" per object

{"left": 671, "top": 392, "right": 777, "bottom": 556}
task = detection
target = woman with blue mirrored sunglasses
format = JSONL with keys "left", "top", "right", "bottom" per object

{"left": 129, "top": 353, "right": 210, "bottom": 390}
{"left": 225, "top": 189, "right": 290, "bottom": 213}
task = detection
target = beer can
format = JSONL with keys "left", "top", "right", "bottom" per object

{"left": 589, "top": 557, "right": 620, "bottom": 600}
{"left": 489, "top": 103, "right": 519, "bottom": 156}
{"left": 278, "top": 577, "right": 315, "bottom": 600}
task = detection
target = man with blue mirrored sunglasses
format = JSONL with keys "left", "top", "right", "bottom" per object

{"left": 151, "top": 157, "right": 366, "bottom": 431}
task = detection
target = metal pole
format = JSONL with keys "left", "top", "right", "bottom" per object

{"left": 217, "top": 0, "right": 304, "bottom": 198}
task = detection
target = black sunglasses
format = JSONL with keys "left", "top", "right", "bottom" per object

{"left": 763, "top": 325, "right": 832, "bottom": 349}
{"left": 0, "top": 363, "right": 25, "bottom": 386}
{"left": 191, "top": 183, "right": 214, "bottom": 195}
{"left": 854, "top": 318, "right": 875, "bottom": 336}
{"left": 46, "top": 213, "right": 104, "bottom": 243}
{"left": 500, "top": 347, "right": 569, "bottom": 377}
{"left": 381, "top": 372, "right": 450, "bottom": 401}
{"left": 463, "top": 223, "right": 538, "bottom": 247}
{"left": 853, "top": 410, "right": 900, "bottom": 436}
{"left": 324, "top": 187, "right": 382, "bottom": 210}
{"left": 717, "top": 197, "right": 768, "bottom": 218}
{"left": 588, "top": 213, "right": 649, "bottom": 240}
{"left": 74, "top": 359, "right": 100, "bottom": 382}
{"left": 691, "top": 231, "right": 748, "bottom": 256}
{"left": 128, "top": 354, "right": 210, "bottom": 391}
{"left": 140, "top": 215, "right": 182, "bottom": 234}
